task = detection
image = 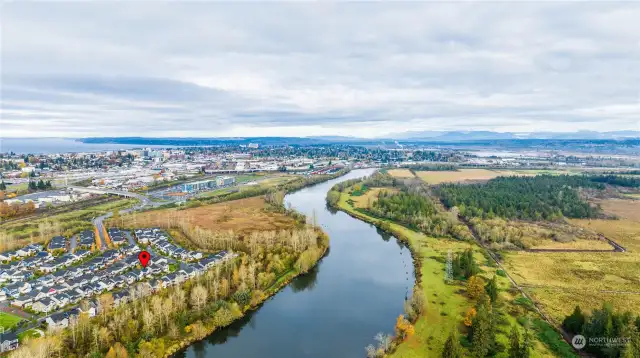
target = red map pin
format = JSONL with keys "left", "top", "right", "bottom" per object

{"left": 138, "top": 250, "right": 151, "bottom": 268}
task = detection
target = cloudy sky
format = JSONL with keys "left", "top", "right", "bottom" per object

{"left": 1, "top": 2, "right": 639, "bottom": 138}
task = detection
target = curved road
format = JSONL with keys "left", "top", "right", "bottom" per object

{"left": 87, "top": 188, "right": 163, "bottom": 250}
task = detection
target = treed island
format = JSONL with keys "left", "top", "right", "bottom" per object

{"left": 327, "top": 168, "right": 640, "bottom": 358}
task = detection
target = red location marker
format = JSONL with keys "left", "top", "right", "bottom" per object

{"left": 138, "top": 250, "right": 151, "bottom": 268}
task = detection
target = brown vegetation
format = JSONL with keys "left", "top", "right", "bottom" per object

{"left": 387, "top": 169, "right": 415, "bottom": 178}
{"left": 502, "top": 218, "right": 640, "bottom": 322}
{"left": 114, "top": 197, "right": 296, "bottom": 235}
{"left": 470, "top": 217, "right": 601, "bottom": 250}
{"left": 593, "top": 198, "right": 640, "bottom": 221}
{"left": 416, "top": 169, "right": 535, "bottom": 184}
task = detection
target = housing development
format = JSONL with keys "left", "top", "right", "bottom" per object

{"left": 0, "top": 225, "right": 232, "bottom": 352}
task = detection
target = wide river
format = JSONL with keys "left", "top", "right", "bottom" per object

{"left": 179, "top": 169, "right": 415, "bottom": 358}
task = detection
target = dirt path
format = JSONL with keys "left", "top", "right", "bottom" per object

{"left": 525, "top": 234, "right": 626, "bottom": 253}
{"left": 456, "top": 215, "right": 585, "bottom": 355}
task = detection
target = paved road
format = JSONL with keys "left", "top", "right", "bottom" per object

{"left": 124, "top": 231, "right": 136, "bottom": 246}
{"left": 93, "top": 216, "right": 109, "bottom": 250}
{"left": 91, "top": 191, "right": 164, "bottom": 251}
{"left": 70, "top": 235, "right": 77, "bottom": 252}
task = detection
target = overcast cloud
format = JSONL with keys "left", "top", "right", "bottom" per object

{"left": 1, "top": 2, "right": 639, "bottom": 138}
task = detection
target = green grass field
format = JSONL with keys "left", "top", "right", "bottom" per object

{"left": 0, "top": 312, "right": 23, "bottom": 330}
{"left": 338, "top": 190, "right": 564, "bottom": 357}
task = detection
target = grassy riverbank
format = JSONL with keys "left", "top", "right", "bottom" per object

{"left": 335, "top": 189, "right": 562, "bottom": 357}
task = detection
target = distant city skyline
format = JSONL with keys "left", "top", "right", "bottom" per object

{"left": 2, "top": 2, "right": 639, "bottom": 137}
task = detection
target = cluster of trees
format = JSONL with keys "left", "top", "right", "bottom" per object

{"left": 401, "top": 164, "right": 459, "bottom": 172}
{"left": 590, "top": 175, "right": 640, "bottom": 188}
{"left": 1, "top": 160, "right": 19, "bottom": 171}
{"left": 0, "top": 201, "right": 36, "bottom": 220}
{"left": 445, "top": 274, "right": 532, "bottom": 358}
{"left": 364, "top": 186, "right": 472, "bottom": 240}
{"left": 326, "top": 172, "right": 399, "bottom": 207}
{"left": 452, "top": 248, "right": 479, "bottom": 280}
{"left": 28, "top": 179, "right": 53, "bottom": 192}
{"left": 437, "top": 175, "right": 603, "bottom": 221}
{"left": 562, "top": 304, "right": 640, "bottom": 357}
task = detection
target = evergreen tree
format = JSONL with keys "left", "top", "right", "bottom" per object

{"left": 520, "top": 326, "right": 531, "bottom": 358}
{"left": 37, "top": 179, "right": 46, "bottom": 190}
{"left": 0, "top": 181, "right": 6, "bottom": 190}
{"left": 442, "top": 330, "right": 463, "bottom": 358}
{"left": 485, "top": 275, "right": 498, "bottom": 303}
{"left": 46, "top": 180, "right": 52, "bottom": 189}
{"left": 469, "top": 301, "right": 494, "bottom": 357}
{"left": 562, "top": 306, "right": 586, "bottom": 334}
{"left": 452, "top": 256, "right": 462, "bottom": 278}
{"left": 508, "top": 325, "right": 521, "bottom": 358}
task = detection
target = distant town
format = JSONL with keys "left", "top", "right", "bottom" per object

{"left": 1, "top": 140, "right": 640, "bottom": 354}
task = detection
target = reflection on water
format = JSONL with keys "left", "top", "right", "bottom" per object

{"left": 290, "top": 264, "right": 320, "bottom": 293}
{"left": 178, "top": 169, "right": 415, "bottom": 358}
{"left": 376, "top": 227, "right": 392, "bottom": 242}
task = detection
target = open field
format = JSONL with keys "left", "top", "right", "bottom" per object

{"left": 349, "top": 187, "right": 399, "bottom": 208}
{"left": 502, "top": 218, "right": 640, "bottom": 322}
{"left": 594, "top": 198, "right": 640, "bottom": 221}
{"left": 387, "top": 169, "right": 415, "bottom": 178}
{"left": 0, "top": 198, "right": 136, "bottom": 251}
{"left": 338, "top": 190, "right": 562, "bottom": 357}
{"left": 0, "top": 312, "right": 23, "bottom": 330}
{"left": 116, "top": 196, "right": 297, "bottom": 235}
{"left": 529, "top": 239, "right": 613, "bottom": 250}
{"left": 415, "top": 169, "right": 537, "bottom": 184}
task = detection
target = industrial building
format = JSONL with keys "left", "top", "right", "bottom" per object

{"left": 181, "top": 179, "right": 216, "bottom": 193}
{"left": 216, "top": 176, "right": 235, "bottom": 187}
{"left": 179, "top": 176, "right": 236, "bottom": 193}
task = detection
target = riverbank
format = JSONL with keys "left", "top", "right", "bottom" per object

{"left": 333, "top": 187, "right": 562, "bottom": 357}
{"left": 166, "top": 231, "right": 330, "bottom": 357}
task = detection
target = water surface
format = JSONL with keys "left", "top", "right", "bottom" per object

{"left": 180, "top": 169, "right": 415, "bottom": 358}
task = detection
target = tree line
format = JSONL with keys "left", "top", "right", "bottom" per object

{"left": 562, "top": 303, "right": 640, "bottom": 357}
{"left": 28, "top": 179, "right": 53, "bottom": 192}
{"left": 436, "top": 175, "right": 604, "bottom": 221}
{"left": 590, "top": 175, "right": 640, "bottom": 188}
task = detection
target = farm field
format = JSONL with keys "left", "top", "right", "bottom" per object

{"left": 337, "top": 190, "right": 563, "bottom": 357}
{"left": 387, "top": 169, "right": 415, "bottom": 178}
{"left": 116, "top": 196, "right": 297, "bottom": 235}
{"left": 502, "top": 218, "right": 640, "bottom": 322}
{"left": 594, "top": 198, "right": 640, "bottom": 221}
{"left": 415, "top": 169, "right": 537, "bottom": 184}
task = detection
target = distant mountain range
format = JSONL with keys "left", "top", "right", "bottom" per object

{"left": 386, "top": 130, "right": 640, "bottom": 141}
{"left": 79, "top": 131, "right": 640, "bottom": 146}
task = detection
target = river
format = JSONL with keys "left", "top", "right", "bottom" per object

{"left": 178, "top": 169, "right": 415, "bottom": 358}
